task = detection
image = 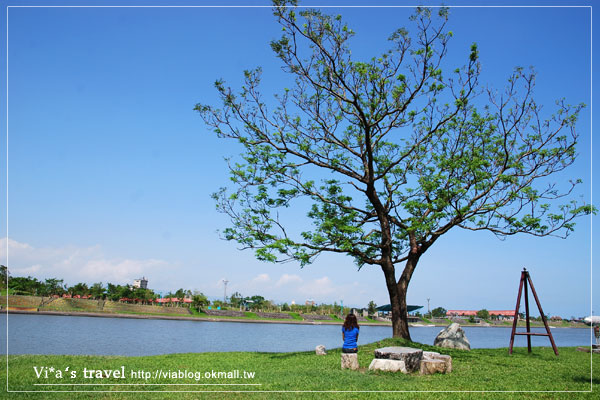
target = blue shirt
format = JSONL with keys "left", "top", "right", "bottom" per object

{"left": 342, "top": 326, "right": 359, "bottom": 348}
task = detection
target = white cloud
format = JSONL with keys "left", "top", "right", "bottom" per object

{"left": 0, "top": 237, "right": 381, "bottom": 307}
{"left": 251, "top": 273, "right": 271, "bottom": 284}
{"left": 275, "top": 273, "right": 303, "bottom": 287}
{"left": 299, "top": 276, "right": 337, "bottom": 297}
{"left": 0, "top": 237, "right": 169, "bottom": 285}
{"left": 11, "top": 264, "right": 42, "bottom": 275}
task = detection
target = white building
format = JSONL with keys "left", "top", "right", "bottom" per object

{"left": 133, "top": 277, "right": 148, "bottom": 289}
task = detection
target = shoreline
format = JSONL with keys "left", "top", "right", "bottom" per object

{"left": 5, "top": 309, "right": 586, "bottom": 328}
{"left": 6, "top": 309, "right": 386, "bottom": 326}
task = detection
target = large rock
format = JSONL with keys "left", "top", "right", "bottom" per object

{"left": 368, "top": 359, "right": 408, "bottom": 373}
{"left": 373, "top": 347, "right": 423, "bottom": 372}
{"left": 315, "top": 345, "right": 327, "bottom": 355}
{"left": 434, "top": 323, "right": 471, "bottom": 351}
{"left": 341, "top": 353, "right": 359, "bottom": 370}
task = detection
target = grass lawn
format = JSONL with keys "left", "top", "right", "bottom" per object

{"left": 2, "top": 338, "right": 598, "bottom": 399}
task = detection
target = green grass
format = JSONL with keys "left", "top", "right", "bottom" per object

{"left": 288, "top": 312, "right": 303, "bottom": 321}
{"left": 39, "top": 298, "right": 100, "bottom": 312}
{"left": 2, "top": 338, "right": 598, "bottom": 399}
{"left": 196, "top": 311, "right": 298, "bottom": 322}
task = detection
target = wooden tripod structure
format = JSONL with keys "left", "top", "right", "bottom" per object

{"left": 508, "top": 268, "right": 558, "bottom": 356}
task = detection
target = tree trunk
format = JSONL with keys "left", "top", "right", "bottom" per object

{"left": 382, "top": 254, "right": 420, "bottom": 340}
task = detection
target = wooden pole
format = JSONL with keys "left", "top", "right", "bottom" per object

{"left": 508, "top": 270, "right": 525, "bottom": 354}
{"left": 526, "top": 273, "right": 559, "bottom": 356}
{"left": 523, "top": 271, "right": 532, "bottom": 353}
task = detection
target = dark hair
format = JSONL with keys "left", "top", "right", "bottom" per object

{"left": 343, "top": 313, "right": 359, "bottom": 331}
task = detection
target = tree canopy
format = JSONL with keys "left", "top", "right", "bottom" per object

{"left": 196, "top": 2, "right": 592, "bottom": 339}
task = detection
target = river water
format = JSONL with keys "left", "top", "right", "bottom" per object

{"left": 1, "top": 314, "right": 593, "bottom": 356}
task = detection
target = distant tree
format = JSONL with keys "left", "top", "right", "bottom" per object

{"left": 0, "top": 265, "right": 8, "bottom": 288}
{"left": 117, "top": 285, "right": 133, "bottom": 301}
{"left": 212, "top": 300, "right": 224, "bottom": 309}
{"left": 192, "top": 293, "right": 209, "bottom": 310}
{"left": 263, "top": 299, "right": 276, "bottom": 311}
{"left": 68, "top": 282, "right": 89, "bottom": 296}
{"left": 229, "top": 291, "right": 244, "bottom": 308}
{"left": 477, "top": 309, "right": 490, "bottom": 320}
{"left": 8, "top": 276, "right": 41, "bottom": 295}
{"left": 431, "top": 307, "right": 447, "bottom": 318}
{"left": 132, "top": 288, "right": 156, "bottom": 304}
{"left": 367, "top": 301, "right": 377, "bottom": 316}
{"left": 468, "top": 315, "right": 476, "bottom": 323}
{"left": 105, "top": 284, "right": 132, "bottom": 301}
{"left": 332, "top": 302, "right": 341, "bottom": 315}
{"left": 281, "top": 302, "right": 290, "bottom": 311}
{"left": 41, "top": 278, "right": 65, "bottom": 296}
{"left": 249, "top": 295, "right": 265, "bottom": 310}
{"left": 196, "top": 1, "right": 593, "bottom": 340}
{"left": 106, "top": 283, "right": 119, "bottom": 301}
{"left": 174, "top": 288, "right": 186, "bottom": 307}
{"left": 89, "top": 282, "right": 105, "bottom": 299}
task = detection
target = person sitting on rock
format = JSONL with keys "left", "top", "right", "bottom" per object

{"left": 341, "top": 313, "right": 360, "bottom": 353}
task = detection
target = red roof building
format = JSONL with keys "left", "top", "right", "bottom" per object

{"left": 447, "top": 310, "right": 516, "bottom": 317}
{"left": 156, "top": 297, "right": 192, "bottom": 304}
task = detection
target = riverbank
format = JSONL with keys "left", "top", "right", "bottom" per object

{"left": 5, "top": 308, "right": 377, "bottom": 326}
{"left": 5, "top": 309, "right": 587, "bottom": 331}
{"left": 2, "top": 337, "right": 598, "bottom": 399}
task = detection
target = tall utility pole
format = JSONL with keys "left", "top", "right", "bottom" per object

{"left": 222, "top": 279, "right": 229, "bottom": 304}
{"left": 427, "top": 298, "right": 431, "bottom": 317}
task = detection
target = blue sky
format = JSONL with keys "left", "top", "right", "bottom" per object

{"left": 0, "top": 0, "right": 595, "bottom": 318}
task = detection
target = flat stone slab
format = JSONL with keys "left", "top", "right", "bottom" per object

{"left": 341, "top": 353, "right": 359, "bottom": 370}
{"left": 422, "top": 351, "right": 441, "bottom": 359}
{"left": 374, "top": 347, "right": 423, "bottom": 372}
{"left": 368, "top": 358, "right": 408, "bottom": 373}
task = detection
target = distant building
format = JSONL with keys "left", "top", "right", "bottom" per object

{"left": 133, "top": 277, "right": 148, "bottom": 289}
{"left": 447, "top": 310, "right": 516, "bottom": 320}
{"left": 305, "top": 299, "right": 315, "bottom": 306}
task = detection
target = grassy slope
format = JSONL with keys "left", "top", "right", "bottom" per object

{"left": 2, "top": 296, "right": 587, "bottom": 329}
{"left": 2, "top": 338, "right": 598, "bottom": 399}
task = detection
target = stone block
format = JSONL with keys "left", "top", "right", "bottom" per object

{"left": 315, "top": 345, "right": 326, "bottom": 355}
{"left": 422, "top": 351, "right": 441, "bottom": 359}
{"left": 419, "top": 359, "right": 448, "bottom": 375}
{"left": 435, "top": 354, "right": 452, "bottom": 372}
{"left": 341, "top": 353, "right": 359, "bottom": 370}
{"left": 368, "top": 358, "right": 408, "bottom": 373}
{"left": 373, "top": 347, "right": 423, "bottom": 372}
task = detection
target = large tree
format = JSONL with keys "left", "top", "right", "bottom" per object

{"left": 196, "top": 2, "right": 592, "bottom": 339}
